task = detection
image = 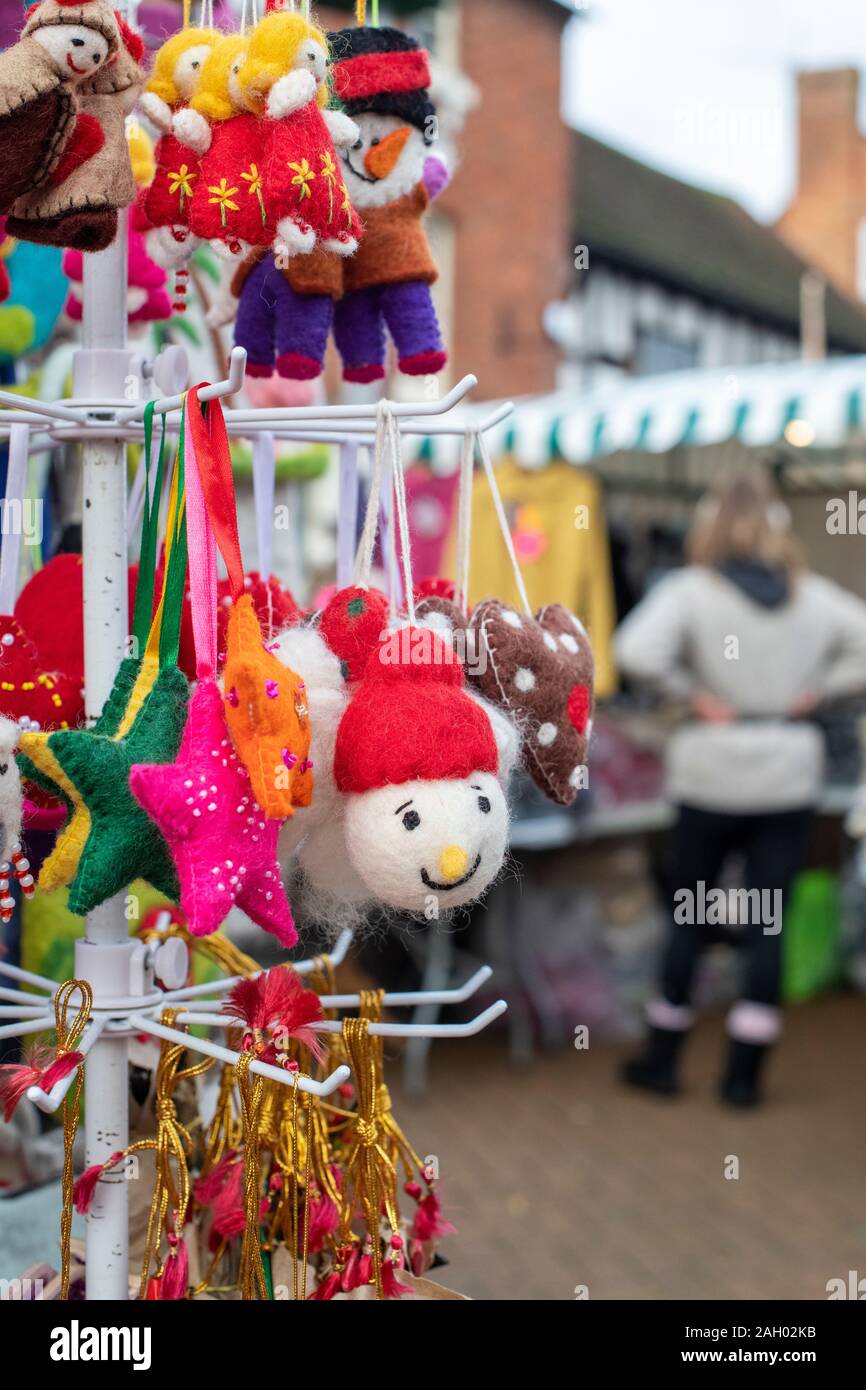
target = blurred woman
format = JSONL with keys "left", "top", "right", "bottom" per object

{"left": 615, "top": 469, "right": 866, "bottom": 1107}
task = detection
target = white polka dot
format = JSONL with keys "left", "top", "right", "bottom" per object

{"left": 537, "top": 722, "right": 558, "bottom": 746}
{"left": 543, "top": 632, "right": 558, "bottom": 652}
{"left": 559, "top": 633, "right": 578, "bottom": 653}
{"left": 514, "top": 667, "right": 536, "bottom": 692}
{"left": 502, "top": 610, "right": 523, "bottom": 629}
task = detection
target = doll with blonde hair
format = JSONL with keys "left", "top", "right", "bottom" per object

{"left": 236, "top": 8, "right": 362, "bottom": 260}
{"left": 139, "top": 27, "right": 218, "bottom": 269}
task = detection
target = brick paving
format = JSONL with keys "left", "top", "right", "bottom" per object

{"left": 392, "top": 995, "right": 866, "bottom": 1301}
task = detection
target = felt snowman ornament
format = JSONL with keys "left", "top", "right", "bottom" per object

{"left": 8, "top": 6, "right": 144, "bottom": 252}
{"left": 0, "top": 0, "right": 116, "bottom": 217}
{"left": 236, "top": 7, "right": 362, "bottom": 262}
{"left": 329, "top": 25, "right": 448, "bottom": 382}
{"left": 332, "top": 626, "right": 508, "bottom": 914}
{"left": 138, "top": 27, "right": 219, "bottom": 271}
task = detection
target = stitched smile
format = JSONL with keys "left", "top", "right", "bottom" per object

{"left": 66, "top": 54, "right": 89, "bottom": 74}
{"left": 420, "top": 854, "right": 481, "bottom": 892}
{"left": 342, "top": 152, "right": 377, "bottom": 184}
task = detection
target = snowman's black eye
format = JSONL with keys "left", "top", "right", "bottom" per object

{"left": 478, "top": 796, "right": 491, "bottom": 814}
{"left": 371, "top": 137, "right": 380, "bottom": 147}
{"left": 353, "top": 138, "right": 363, "bottom": 150}
{"left": 402, "top": 810, "right": 421, "bottom": 831}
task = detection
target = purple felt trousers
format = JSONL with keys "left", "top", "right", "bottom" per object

{"left": 234, "top": 254, "right": 333, "bottom": 377}
{"left": 333, "top": 280, "right": 444, "bottom": 375}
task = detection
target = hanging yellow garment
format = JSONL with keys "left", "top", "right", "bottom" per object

{"left": 463, "top": 459, "right": 617, "bottom": 697}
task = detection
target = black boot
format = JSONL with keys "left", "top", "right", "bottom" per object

{"left": 621, "top": 1025, "right": 688, "bottom": 1096}
{"left": 720, "top": 1039, "right": 770, "bottom": 1108}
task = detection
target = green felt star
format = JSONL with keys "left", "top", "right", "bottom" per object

{"left": 48, "top": 666, "right": 189, "bottom": 916}
{"left": 17, "top": 656, "right": 142, "bottom": 806}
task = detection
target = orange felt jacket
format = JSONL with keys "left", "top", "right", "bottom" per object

{"left": 342, "top": 182, "right": 437, "bottom": 295}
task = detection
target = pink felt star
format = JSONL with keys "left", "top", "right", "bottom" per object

{"left": 129, "top": 680, "right": 297, "bottom": 947}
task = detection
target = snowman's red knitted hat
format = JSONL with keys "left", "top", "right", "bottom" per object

{"left": 328, "top": 25, "right": 435, "bottom": 136}
{"left": 333, "top": 626, "right": 498, "bottom": 794}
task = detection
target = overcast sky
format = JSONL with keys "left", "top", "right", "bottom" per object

{"left": 562, "top": 0, "right": 866, "bottom": 223}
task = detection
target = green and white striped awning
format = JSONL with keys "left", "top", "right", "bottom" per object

{"left": 416, "top": 355, "right": 866, "bottom": 472}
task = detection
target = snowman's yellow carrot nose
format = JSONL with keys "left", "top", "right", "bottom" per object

{"left": 439, "top": 846, "right": 468, "bottom": 883}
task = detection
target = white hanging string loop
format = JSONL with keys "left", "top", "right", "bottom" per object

{"left": 454, "top": 430, "right": 474, "bottom": 618}
{"left": 475, "top": 428, "right": 532, "bottom": 618}
{"left": 251, "top": 432, "right": 276, "bottom": 580}
{"left": 352, "top": 416, "right": 386, "bottom": 589}
{"left": 0, "top": 424, "right": 30, "bottom": 616}
{"left": 384, "top": 402, "right": 415, "bottom": 626}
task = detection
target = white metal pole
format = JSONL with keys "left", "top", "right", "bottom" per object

{"left": 77, "top": 214, "right": 132, "bottom": 1301}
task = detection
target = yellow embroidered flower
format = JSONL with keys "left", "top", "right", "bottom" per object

{"left": 320, "top": 150, "right": 337, "bottom": 221}
{"left": 168, "top": 163, "right": 196, "bottom": 210}
{"left": 208, "top": 177, "right": 240, "bottom": 227}
{"left": 288, "top": 158, "right": 315, "bottom": 203}
{"left": 339, "top": 180, "right": 353, "bottom": 232}
{"left": 241, "top": 163, "right": 266, "bottom": 225}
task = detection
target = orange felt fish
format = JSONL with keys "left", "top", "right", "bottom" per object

{"left": 222, "top": 593, "right": 312, "bottom": 819}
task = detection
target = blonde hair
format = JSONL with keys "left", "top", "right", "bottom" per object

{"left": 688, "top": 468, "right": 802, "bottom": 574}
{"left": 238, "top": 12, "right": 330, "bottom": 111}
{"left": 145, "top": 27, "right": 217, "bottom": 105}
{"left": 126, "top": 122, "right": 155, "bottom": 187}
{"left": 191, "top": 34, "right": 249, "bottom": 121}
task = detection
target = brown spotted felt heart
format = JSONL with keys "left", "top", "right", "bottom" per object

{"left": 467, "top": 600, "right": 593, "bottom": 806}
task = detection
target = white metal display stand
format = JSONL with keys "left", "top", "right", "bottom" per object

{"left": 0, "top": 222, "right": 512, "bottom": 1301}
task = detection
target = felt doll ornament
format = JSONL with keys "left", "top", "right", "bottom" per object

{"left": 235, "top": 8, "right": 363, "bottom": 261}
{"left": 0, "top": 0, "right": 117, "bottom": 217}
{"left": 130, "top": 389, "right": 301, "bottom": 946}
{"left": 7, "top": 6, "right": 144, "bottom": 252}
{"left": 329, "top": 25, "right": 447, "bottom": 381}
{"left": 138, "top": 27, "right": 219, "bottom": 271}
{"left": 172, "top": 34, "right": 268, "bottom": 264}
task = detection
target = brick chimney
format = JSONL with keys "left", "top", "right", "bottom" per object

{"left": 777, "top": 68, "right": 866, "bottom": 299}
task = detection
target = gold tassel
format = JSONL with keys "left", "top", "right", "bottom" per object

{"left": 139, "top": 1011, "right": 214, "bottom": 1298}
{"left": 56, "top": 979, "right": 93, "bottom": 1300}
{"left": 235, "top": 1050, "right": 268, "bottom": 1300}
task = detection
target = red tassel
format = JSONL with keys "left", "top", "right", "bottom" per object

{"left": 72, "top": 1151, "right": 124, "bottom": 1214}
{"left": 38, "top": 1051, "right": 83, "bottom": 1093}
{"left": 381, "top": 1261, "right": 412, "bottom": 1299}
{"left": 193, "top": 1150, "right": 237, "bottom": 1205}
{"left": 411, "top": 1189, "right": 456, "bottom": 1244}
{"left": 307, "top": 1191, "right": 340, "bottom": 1255}
{"left": 223, "top": 968, "right": 325, "bottom": 1066}
{"left": 307, "top": 1270, "right": 342, "bottom": 1300}
{"left": 158, "top": 1235, "right": 189, "bottom": 1300}
{"left": 0, "top": 1044, "right": 81, "bottom": 1120}
{"left": 0, "top": 1058, "right": 42, "bottom": 1120}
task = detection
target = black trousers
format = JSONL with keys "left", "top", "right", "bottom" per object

{"left": 659, "top": 804, "right": 814, "bottom": 1011}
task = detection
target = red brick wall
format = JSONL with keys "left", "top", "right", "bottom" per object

{"left": 777, "top": 69, "right": 866, "bottom": 300}
{"left": 440, "top": 0, "right": 572, "bottom": 397}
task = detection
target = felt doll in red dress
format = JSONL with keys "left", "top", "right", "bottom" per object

{"left": 236, "top": 8, "right": 362, "bottom": 261}
{"left": 138, "top": 26, "right": 218, "bottom": 270}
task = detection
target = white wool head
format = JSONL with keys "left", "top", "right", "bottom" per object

{"left": 31, "top": 24, "right": 111, "bottom": 79}
{"left": 344, "top": 769, "right": 507, "bottom": 913}
{"left": 341, "top": 112, "right": 426, "bottom": 209}
{"left": 0, "top": 715, "right": 23, "bottom": 859}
